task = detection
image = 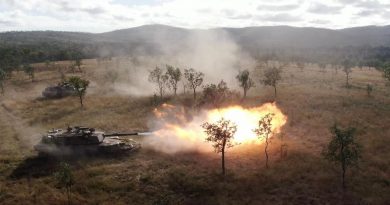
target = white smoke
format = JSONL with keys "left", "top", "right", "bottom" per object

{"left": 94, "top": 28, "right": 256, "bottom": 96}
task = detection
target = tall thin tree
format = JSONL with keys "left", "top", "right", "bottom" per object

{"left": 236, "top": 70, "right": 255, "bottom": 99}
{"left": 253, "top": 113, "right": 274, "bottom": 168}
{"left": 322, "top": 124, "right": 361, "bottom": 190}
{"left": 148, "top": 66, "right": 168, "bottom": 100}
{"left": 184, "top": 68, "right": 204, "bottom": 101}
{"left": 165, "top": 65, "right": 182, "bottom": 96}
{"left": 262, "top": 67, "right": 282, "bottom": 100}
{"left": 202, "top": 118, "right": 237, "bottom": 175}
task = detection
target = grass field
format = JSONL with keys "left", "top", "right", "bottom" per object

{"left": 0, "top": 58, "right": 389, "bottom": 205}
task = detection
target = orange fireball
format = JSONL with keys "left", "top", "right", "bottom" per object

{"left": 148, "top": 103, "right": 287, "bottom": 153}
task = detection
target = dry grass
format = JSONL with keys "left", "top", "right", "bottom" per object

{"left": 0, "top": 59, "right": 389, "bottom": 204}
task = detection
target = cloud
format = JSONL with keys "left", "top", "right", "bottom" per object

{"left": 0, "top": 19, "right": 15, "bottom": 26}
{"left": 80, "top": 7, "right": 107, "bottom": 15}
{"left": 308, "top": 3, "right": 343, "bottom": 14}
{"left": 0, "top": 0, "right": 388, "bottom": 32}
{"left": 229, "top": 14, "right": 253, "bottom": 20}
{"left": 257, "top": 3, "right": 300, "bottom": 11}
{"left": 309, "top": 19, "right": 331, "bottom": 25}
{"left": 259, "top": 13, "right": 302, "bottom": 22}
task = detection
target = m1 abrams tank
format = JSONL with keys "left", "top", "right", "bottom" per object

{"left": 42, "top": 82, "right": 76, "bottom": 99}
{"left": 34, "top": 126, "right": 144, "bottom": 156}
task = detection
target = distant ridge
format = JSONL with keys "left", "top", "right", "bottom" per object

{"left": 1, "top": 24, "right": 390, "bottom": 49}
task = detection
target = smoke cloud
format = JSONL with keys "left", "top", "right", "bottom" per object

{"left": 92, "top": 29, "right": 256, "bottom": 96}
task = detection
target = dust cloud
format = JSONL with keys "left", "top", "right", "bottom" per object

{"left": 93, "top": 29, "right": 256, "bottom": 96}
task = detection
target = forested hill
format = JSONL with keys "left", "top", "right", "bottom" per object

{"left": 1, "top": 24, "right": 390, "bottom": 70}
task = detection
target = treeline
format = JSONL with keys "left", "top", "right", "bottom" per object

{"left": 1, "top": 37, "right": 390, "bottom": 76}
{"left": 252, "top": 46, "right": 390, "bottom": 70}
{"left": 0, "top": 41, "right": 140, "bottom": 74}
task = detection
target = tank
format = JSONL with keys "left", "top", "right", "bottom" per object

{"left": 34, "top": 126, "right": 143, "bottom": 156}
{"left": 42, "top": 82, "right": 76, "bottom": 99}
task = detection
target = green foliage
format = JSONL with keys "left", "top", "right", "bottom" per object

{"left": 202, "top": 118, "right": 237, "bottom": 153}
{"left": 382, "top": 63, "right": 390, "bottom": 84}
{"left": 149, "top": 66, "right": 168, "bottom": 100}
{"left": 0, "top": 68, "right": 6, "bottom": 94}
{"left": 322, "top": 124, "right": 361, "bottom": 189}
{"left": 75, "top": 58, "right": 82, "bottom": 72}
{"left": 184, "top": 68, "right": 204, "bottom": 100}
{"left": 23, "top": 64, "right": 35, "bottom": 82}
{"left": 165, "top": 65, "right": 182, "bottom": 96}
{"left": 342, "top": 59, "right": 354, "bottom": 88}
{"left": 200, "top": 80, "right": 237, "bottom": 108}
{"left": 262, "top": 67, "right": 282, "bottom": 99}
{"left": 253, "top": 113, "right": 275, "bottom": 168}
{"left": 66, "top": 76, "right": 90, "bottom": 107}
{"left": 236, "top": 70, "right": 255, "bottom": 99}
{"left": 366, "top": 84, "right": 373, "bottom": 97}
{"left": 202, "top": 118, "right": 237, "bottom": 175}
{"left": 55, "top": 162, "right": 74, "bottom": 205}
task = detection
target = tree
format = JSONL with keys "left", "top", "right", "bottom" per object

{"left": 322, "top": 124, "right": 361, "bottom": 190}
{"left": 202, "top": 118, "right": 237, "bottom": 175}
{"left": 184, "top": 68, "right": 204, "bottom": 101}
{"left": 236, "top": 70, "right": 255, "bottom": 99}
{"left": 75, "top": 58, "right": 82, "bottom": 72}
{"left": 148, "top": 66, "right": 168, "bottom": 100}
{"left": 55, "top": 162, "right": 74, "bottom": 205}
{"left": 366, "top": 84, "right": 373, "bottom": 97}
{"left": 342, "top": 59, "right": 353, "bottom": 88}
{"left": 201, "top": 80, "right": 236, "bottom": 108}
{"left": 262, "top": 67, "right": 282, "bottom": 100}
{"left": 165, "top": 65, "right": 181, "bottom": 96}
{"left": 66, "top": 76, "right": 89, "bottom": 108}
{"left": 0, "top": 68, "right": 6, "bottom": 94}
{"left": 253, "top": 113, "right": 275, "bottom": 168}
{"left": 382, "top": 63, "right": 390, "bottom": 85}
{"left": 23, "top": 64, "right": 35, "bottom": 82}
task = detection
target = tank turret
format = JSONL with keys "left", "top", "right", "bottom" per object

{"left": 42, "top": 82, "right": 76, "bottom": 99}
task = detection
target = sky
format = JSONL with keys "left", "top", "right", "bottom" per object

{"left": 0, "top": 0, "right": 389, "bottom": 33}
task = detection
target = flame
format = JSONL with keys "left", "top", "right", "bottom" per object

{"left": 149, "top": 103, "right": 287, "bottom": 153}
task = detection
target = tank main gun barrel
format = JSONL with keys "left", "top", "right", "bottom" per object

{"left": 103, "top": 132, "right": 152, "bottom": 137}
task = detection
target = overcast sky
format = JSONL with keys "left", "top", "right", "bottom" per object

{"left": 0, "top": 0, "right": 389, "bottom": 32}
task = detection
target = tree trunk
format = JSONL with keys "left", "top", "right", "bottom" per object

{"left": 346, "top": 73, "right": 349, "bottom": 88}
{"left": 174, "top": 87, "right": 177, "bottom": 96}
{"left": 79, "top": 95, "right": 83, "bottom": 108}
{"left": 243, "top": 88, "right": 247, "bottom": 99}
{"left": 222, "top": 139, "right": 226, "bottom": 175}
{"left": 273, "top": 85, "right": 277, "bottom": 100}
{"left": 159, "top": 87, "right": 163, "bottom": 100}
{"left": 342, "top": 163, "right": 346, "bottom": 190}
{"left": 67, "top": 186, "right": 71, "bottom": 205}
{"left": 193, "top": 88, "right": 196, "bottom": 101}
{"left": 341, "top": 142, "right": 346, "bottom": 190}
{"left": 265, "top": 136, "right": 269, "bottom": 168}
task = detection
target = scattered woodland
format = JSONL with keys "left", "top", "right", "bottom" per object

{"left": 0, "top": 25, "right": 389, "bottom": 205}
